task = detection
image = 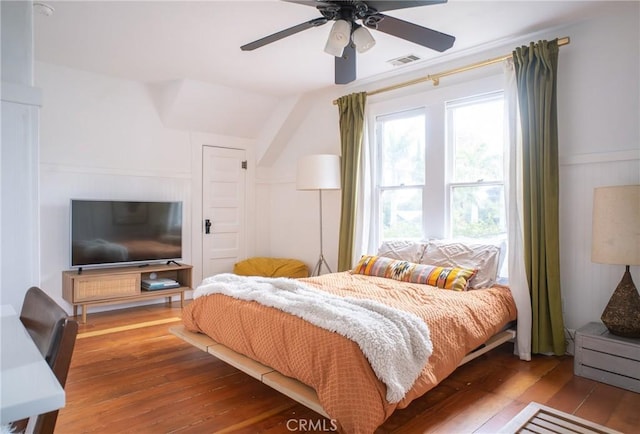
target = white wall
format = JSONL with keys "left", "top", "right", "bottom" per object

{"left": 36, "top": 62, "right": 193, "bottom": 310}
{"left": 256, "top": 91, "right": 342, "bottom": 272}
{"left": 1, "top": 1, "right": 41, "bottom": 310}
{"left": 554, "top": 6, "right": 639, "bottom": 331}
{"left": 262, "top": 3, "right": 640, "bottom": 333}
{"left": 35, "top": 62, "right": 260, "bottom": 312}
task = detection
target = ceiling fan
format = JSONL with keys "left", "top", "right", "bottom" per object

{"left": 241, "top": 0, "right": 455, "bottom": 85}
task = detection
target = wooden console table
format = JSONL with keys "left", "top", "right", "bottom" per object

{"left": 62, "top": 262, "right": 192, "bottom": 323}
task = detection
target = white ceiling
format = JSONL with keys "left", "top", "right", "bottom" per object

{"left": 33, "top": 1, "right": 614, "bottom": 98}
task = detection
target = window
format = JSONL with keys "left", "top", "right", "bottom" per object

{"left": 446, "top": 93, "right": 506, "bottom": 239}
{"left": 375, "top": 109, "right": 425, "bottom": 240}
{"left": 368, "top": 81, "right": 506, "bottom": 250}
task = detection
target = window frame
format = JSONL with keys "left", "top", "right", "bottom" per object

{"left": 374, "top": 107, "right": 427, "bottom": 241}
{"left": 364, "top": 73, "right": 505, "bottom": 251}
{"left": 444, "top": 91, "right": 507, "bottom": 239}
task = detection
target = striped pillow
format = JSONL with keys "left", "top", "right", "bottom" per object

{"left": 351, "top": 255, "right": 476, "bottom": 291}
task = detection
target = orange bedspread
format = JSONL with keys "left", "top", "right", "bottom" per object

{"left": 182, "top": 272, "right": 517, "bottom": 433}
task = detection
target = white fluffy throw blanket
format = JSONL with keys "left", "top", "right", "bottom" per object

{"left": 195, "top": 273, "right": 433, "bottom": 403}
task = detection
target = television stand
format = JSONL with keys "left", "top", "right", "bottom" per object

{"left": 62, "top": 262, "right": 192, "bottom": 323}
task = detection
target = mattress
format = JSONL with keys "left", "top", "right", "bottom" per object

{"left": 182, "top": 271, "right": 517, "bottom": 433}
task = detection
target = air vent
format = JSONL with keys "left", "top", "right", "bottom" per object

{"left": 388, "top": 54, "right": 421, "bottom": 66}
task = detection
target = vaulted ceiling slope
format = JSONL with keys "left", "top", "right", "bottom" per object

{"left": 34, "top": 1, "right": 613, "bottom": 140}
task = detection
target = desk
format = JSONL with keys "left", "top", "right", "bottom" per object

{"left": 0, "top": 305, "right": 65, "bottom": 424}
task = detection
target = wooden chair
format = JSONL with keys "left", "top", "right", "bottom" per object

{"left": 9, "top": 287, "right": 78, "bottom": 434}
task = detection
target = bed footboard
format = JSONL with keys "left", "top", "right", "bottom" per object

{"left": 169, "top": 325, "right": 330, "bottom": 418}
{"left": 170, "top": 324, "right": 516, "bottom": 421}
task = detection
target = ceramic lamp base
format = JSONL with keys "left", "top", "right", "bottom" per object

{"left": 601, "top": 266, "right": 640, "bottom": 338}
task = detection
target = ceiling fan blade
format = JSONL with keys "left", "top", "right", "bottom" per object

{"left": 374, "top": 14, "right": 455, "bottom": 52}
{"left": 335, "top": 43, "right": 356, "bottom": 85}
{"left": 283, "top": 1, "right": 447, "bottom": 12}
{"left": 365, "top": 1, "right": 447, "bottom": 13}
{"left": 282, "top": 0, "right": 334, "bottom": 7}
{"left": 241, "top": 17, "right": 328, "bottom": 51}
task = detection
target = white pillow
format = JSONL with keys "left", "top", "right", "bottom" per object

{"left": 376, "top": 240, "right": 427, "bottom": 264}
{"left": 421, "top": 240, "right": 501, "bottom": 289}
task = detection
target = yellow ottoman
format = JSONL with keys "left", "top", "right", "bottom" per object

{"left": 233, "top": 257, "right": 309, "bottom": 278}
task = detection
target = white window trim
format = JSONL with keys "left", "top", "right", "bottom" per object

{"left": 444, "top": 90, "right": 506, "bottom": 238}
{"left": 374, "top": 107, "right": 426, "bottom": 242}
{"left": 360, "top": 74, "right": 505, "bottom": 256}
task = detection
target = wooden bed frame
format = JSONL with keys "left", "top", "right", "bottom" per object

{"left": 169, "top": 324, "right": 516, "bottom": 418}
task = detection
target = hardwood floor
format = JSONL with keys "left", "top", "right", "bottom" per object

{"left": 56, "top": 303, "right": 639, "bottom": 433}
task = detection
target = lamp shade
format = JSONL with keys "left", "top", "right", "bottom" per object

{"left": 592, "top": 185, "right": 640, "bottom": 266}
{"left": 352, "top": 26, "right": 376, "bottom": 53}
{"left": 296, "top": 154, "right": 341, "bottom": 190}
{"left": 324, "top": 20, "right": 352, "bottom": 57}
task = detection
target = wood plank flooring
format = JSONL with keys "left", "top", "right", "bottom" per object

{"left": 55, "top": 304, "right": 639, "bottom": 433}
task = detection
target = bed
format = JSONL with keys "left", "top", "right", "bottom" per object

{"left": 174, "top": 245, "right": 517, "bottom": 433}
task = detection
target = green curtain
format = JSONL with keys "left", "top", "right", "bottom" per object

{"left": 513, "top": 39, "right": 565, "bottom": 355}
{"left": 336, "top": 92, "right": 367, "bottom": 271}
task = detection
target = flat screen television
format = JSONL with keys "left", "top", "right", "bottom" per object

{"left": 70, "top": 199, "right": 183, "bottom": 268}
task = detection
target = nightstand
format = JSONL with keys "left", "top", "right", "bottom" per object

{"left": 574, "top": 322, "right": 640, "bottom": 393}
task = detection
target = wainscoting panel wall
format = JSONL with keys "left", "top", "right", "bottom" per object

{"left": 559, "top": 150, "right": 640, "bottom": 331}
{"left": 39, "top": 164, "right": 193, "bottom": 313}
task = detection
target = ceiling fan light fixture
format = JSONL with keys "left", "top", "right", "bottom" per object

{"left": 352, "top": 26, "right": 376, "bottom": 53}
{"left": 241, "top": 1, "right": 456, "bottom": 84}
{"left": 324, "top": 19, "right": 352, "bottom": 57}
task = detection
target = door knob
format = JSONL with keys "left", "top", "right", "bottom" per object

{"left": 204, "top": 219, "right": 212, "bottom": 234}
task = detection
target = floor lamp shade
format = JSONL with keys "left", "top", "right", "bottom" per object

{"left": 591, "top": 185, "right": 640, "bottom": 337}
{"left": 296, "top": 154, "right": 341, "bottom": 191}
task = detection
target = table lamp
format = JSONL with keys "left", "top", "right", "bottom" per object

{"left": 591, "top": 185, "right": 640, "bottom": 337}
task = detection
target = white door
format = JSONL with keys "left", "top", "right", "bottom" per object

{"left": 202, "top": 146, "right": 246, "bottom": 278}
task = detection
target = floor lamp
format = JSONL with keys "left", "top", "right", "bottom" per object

{"left": 297, "top": 154, "right": 341, "bottom": 276}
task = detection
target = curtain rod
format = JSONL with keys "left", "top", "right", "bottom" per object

{"left": 333, "top": 36, "right": 570, "bottom": 105}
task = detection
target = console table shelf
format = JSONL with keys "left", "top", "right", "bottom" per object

{"left": 62, "top": 263, "right": 192, "bottom": 323}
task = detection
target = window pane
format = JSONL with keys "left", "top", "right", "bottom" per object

{"left": 451, "top": 185, "right": 505, "bottom": 238}
{"left": 449, "top": 97, "right": 504, "bottom": 183}
{"left": 381, "top": 188, "right": 423, "bottom": 240}
{"left": 379, "top": 113, "right": 425, "bottom": 186}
